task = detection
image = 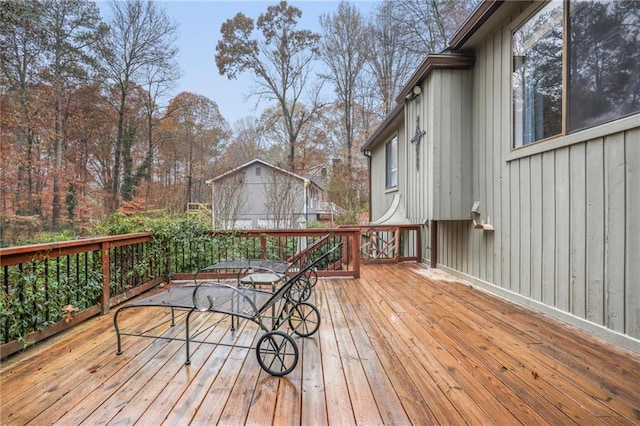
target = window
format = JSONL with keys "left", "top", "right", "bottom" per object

{"left": 385, "top": 136, "right": 397, "bottom": 188}
{"left": 255, "top": 166, "right": 262, "bottom": 176}
{"left": 512, "top": 0, "right": 640, "bottom": 148}
{"left": 568, "top": 1, "right": 640, "bottom": 131}
{"left": 513, "top": 1, "right": 563, "bottom": 147}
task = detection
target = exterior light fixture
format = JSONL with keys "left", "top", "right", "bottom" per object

{"left": 405, "top": 85, "right": 422, "bottom": 101}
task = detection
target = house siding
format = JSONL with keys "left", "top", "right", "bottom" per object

{"left": 435, "top": 17, "right": 640, "bottom": 345}
{"left": 369, "top": 140, "right": 392, "bottom": 221}
{"left": 404, "top": 70, "right": 474, "bottom": 223}
{"left": 370, "top": 119, "right": 406, "bottom": 223}
{"left": 212, "top": 161, "right": 318, "bottom": 229}
{"left": 400, "top": 70, "right": 472, "bottom": 266}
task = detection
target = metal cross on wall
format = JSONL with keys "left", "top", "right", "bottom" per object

{"left": 410, "top": 116, "right": 426, "bottom": 171}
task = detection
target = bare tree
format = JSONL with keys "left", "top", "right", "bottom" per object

{"left": 224, "top": 117, "right": 269, "bottom": 167}
{"left": 96, "top": 0, "right": 179, "bottom": 212}
{"left": 311, "top": 104, "right": 371, "bottom": 210}
{"left": 319, "top": 1, "right": 369, "bottom": 209}
{"left": 1, "top": 0, "right": 48, "bottom": 216}
{"left": 391, "top": 0, "right": 479, "bottom": 55}
{"left": 263, "top": 171, "right": 304, "bottom": 229}
{"left": 365, "top": 1, "right": 422, "bottom": 116}
{"left": 137, "top": 47, "right": 181, "bottom": 207}
{"left": 164, "top": 92, "right": 230, "bottom": 209}
{"left": 41, "top": 0, "right": 105, "bottom": 228}
{"left": 215, "top": 1, "right": 322, "bottom": 172}
{"left": 365, "top": 0, "right": 479, "bottom": 116}
{"left": 259, "top": 103, "right": 321, "bottom": 171}
{"left": 213, "top": 173, "right": 247, "bottom": 229}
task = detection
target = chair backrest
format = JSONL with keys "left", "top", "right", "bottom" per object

{"left": 257, "top": 242, "right": 342, "bottom": 313}
{"left": 286, "top": 233, "right": 332, "bottom": 266}
{"left": 249, "top": 259, "right": 290, "bottom": 274}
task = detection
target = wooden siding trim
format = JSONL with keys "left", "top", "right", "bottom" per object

{"left": 437, "top": 264, "right": 640, "bottom": 355}
{"left": 605, "top": 133, "right": 626, "bottom": 333}
{"left": 625, "top": 128, "right": 640, "bottom": 337}
{"left": 507, "top": 114, "right": 640, "bottom": 162}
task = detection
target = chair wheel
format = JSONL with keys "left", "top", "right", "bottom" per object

{"left": 256, "top": 330, "right": 299, "bottom": 376}
{"left": 288, "top": 302, "right": 321, "bottom": 337}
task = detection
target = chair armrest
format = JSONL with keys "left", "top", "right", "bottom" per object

{"left": 191, "top": 282, "right": 263, "bottom": 316}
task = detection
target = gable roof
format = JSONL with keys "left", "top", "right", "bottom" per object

{"left": 206, "top": 159, "right": 322, "bottom": 190}
{"left": 361, "top": 0, "right": 520, "bottom": 152}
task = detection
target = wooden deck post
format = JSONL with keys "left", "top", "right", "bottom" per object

{"left": 101, "top": 241, "right": 111, "bottom": 315}
{"left": 394, "top": 227, "right": 400, "bottom": 262}
{"left": 350, "top": 230, "right": 360, "bottom": 278}
{"left": 260, "top": 236, "right": 267, "bottom": 259}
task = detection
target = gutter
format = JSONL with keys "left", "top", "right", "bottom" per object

{"left": 449, "top": 0, "right": 505, "bottom": 51}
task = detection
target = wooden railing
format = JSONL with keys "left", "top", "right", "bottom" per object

{"left": 0, "top": 226, "right": 420, "bottom": 358}
{"left": 0, "top": 228, "right": 362, "bottom": 358}
{"left": 0, "top": 233, "right": 167, "bottom": 358}
{"left": 339, "top": 224, "right": 422, "bottom": 263}
{"left": 169, "top": 229, "right": 360, "bottom": 280}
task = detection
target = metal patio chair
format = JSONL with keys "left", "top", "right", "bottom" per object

{"left": 113, "top": 243, "right": 341, "bottom": 376}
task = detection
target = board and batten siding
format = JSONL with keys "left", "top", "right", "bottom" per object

{"left": 369, "top": 139, "right": 392, "bottom": 221}
{"left": 369, "top": 121, "right": 405, "bottom": 222}
{"left": 404, "top": 69, "right": 473, "bottom": 222}
{"left": 436, "top": 20, "right": 640, "bottom": 348}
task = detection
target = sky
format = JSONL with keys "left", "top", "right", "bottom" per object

{"left": 100, "top": 1, "right": 380, "bottom": 128}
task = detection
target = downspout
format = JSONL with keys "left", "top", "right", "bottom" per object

{"left": 363, "top": 150, "right": 372, "bottom": 223}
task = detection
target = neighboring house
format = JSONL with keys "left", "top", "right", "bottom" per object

{"left": 304, "top": 161, "right": 346, "bottom": 222}
{"left": 206, "top": 159, "right": 323, "bottom": 229}
{"left": 362, "top": 0, "right": 640, "bottom": 353}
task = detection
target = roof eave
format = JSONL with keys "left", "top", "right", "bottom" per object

{"left": 396, "top": 54, "right": 475, "bottom": 103}
{"left": 449, "top": 0, "right": 505, "bottom": 50}
{"left": 361, "top": 102, "right": 405, "bottom": 152}
{"left": 361, "top": 0, "right": 511, "bottom": 153}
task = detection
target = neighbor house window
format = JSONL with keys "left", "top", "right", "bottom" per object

{"left": 512, "top": 0, "right": 640, "bottom": 148}
{"left": 385, "top": 136, "right": 397, "bottom": 188}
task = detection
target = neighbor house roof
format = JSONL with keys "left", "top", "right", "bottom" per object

{"left": 206, "top": 159, "right": 322, "bottom": 191}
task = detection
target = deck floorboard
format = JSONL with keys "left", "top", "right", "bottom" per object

{"left": 2, "top": 263, "right": 640, "bottom": 425}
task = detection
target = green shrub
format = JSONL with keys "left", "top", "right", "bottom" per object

{"left": 14, "top": 230, "right": 76, "bottom": 246}
{"left": 335, "top": 210, "right": 359, "bottom": 225}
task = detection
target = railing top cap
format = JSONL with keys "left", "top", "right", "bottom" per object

{"left": 0, "top": 232, "right": 153, "bottom": 257}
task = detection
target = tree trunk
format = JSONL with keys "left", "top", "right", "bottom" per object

{"left": 110, "top": 89, "right": 126, "bottom": 212}
{"left": 51, "top": 92, "right": 62, "bottom": 229}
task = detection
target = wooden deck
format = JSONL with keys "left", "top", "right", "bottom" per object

{"left": 2, "top": 263, "right": 640, "bottom": 425}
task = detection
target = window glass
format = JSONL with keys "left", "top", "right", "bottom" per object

{"left": 568, "top": 1, "right": 640, "bottom": 131}
{"left": 385, "top": 136, "right": 397, "bottom": 188}
{"left": 512, "top": 0, "right": 640, "bottom": 149}
{"left": 513, "top": 1, "right": 564, "bottom": 147}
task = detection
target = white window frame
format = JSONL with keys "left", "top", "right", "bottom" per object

{"left": 385, "top": 136, "right": 398, "bottom": 189}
